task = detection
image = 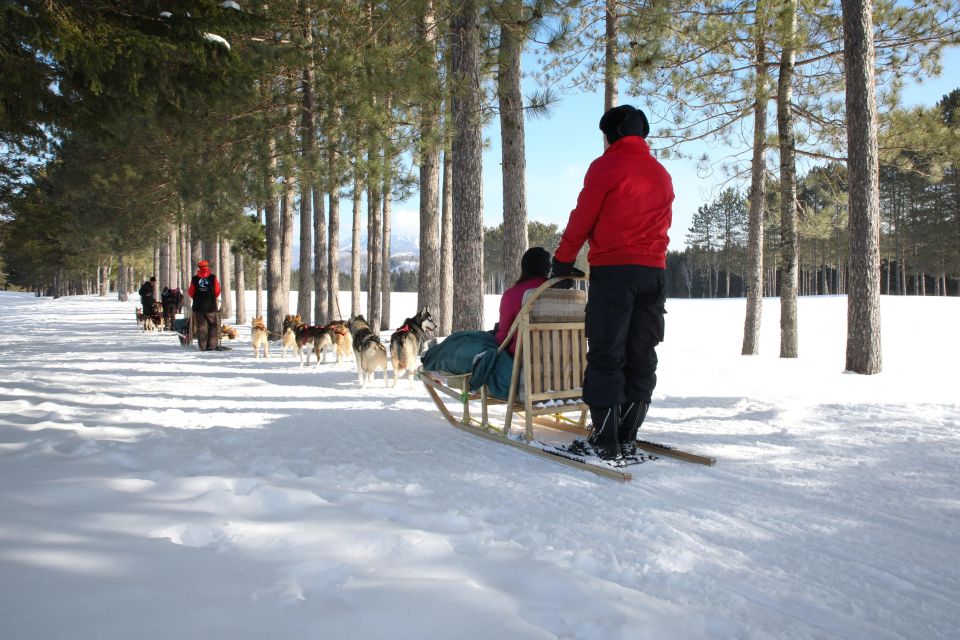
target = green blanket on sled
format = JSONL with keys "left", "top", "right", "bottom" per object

{"left": 420, "top": 330, "right": 515, "bottom": 399}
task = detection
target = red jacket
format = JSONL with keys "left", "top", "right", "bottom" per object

{"left": 496, "top": 277, "right": 546, "bottom": 355}
{"left": 187, "top": 266, "right": 221, "bottom": 299}
{"left": 554, "top": 137, "right": 673, "bottom": 268}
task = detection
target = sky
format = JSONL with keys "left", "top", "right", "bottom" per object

{"left": 2, "top": 290, "right": 959, "bottom": 638}
{"left": 377, "top": 46, "right": 960, "bottom": 252}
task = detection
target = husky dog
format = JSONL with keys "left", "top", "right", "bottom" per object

{"left": 294, "top": 323, "right": 336, "bottom": 368}
{"left": 280, "top": 315, "right": 301, "bottom": 358}
{"left": 349, "top": 314, "right": 388, "bottom": 387}
{"left": 389, "top": 307, "right": 437, "bottom": 387}
{"left": 251, "top": 316, "right": 269, "bottom": 358}
{"left": 143, "top": 302, "right": 163, "bottom": 333}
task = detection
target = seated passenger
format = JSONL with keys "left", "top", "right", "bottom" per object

{"left": 495, "top": 247, "right": 551, "bottom": 355}
{"left": 421, "top": 247, "right": 553, "bottom": 398}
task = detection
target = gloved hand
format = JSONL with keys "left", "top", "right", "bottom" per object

{"left": 550, "top": 257, "right": 585, "bottom": 289}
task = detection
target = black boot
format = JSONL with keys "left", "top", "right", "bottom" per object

{"left": 586, "top": 405, "right": 622, "bottom": 460}
{"left": 618, "top": 401, "right": 649, "bottom": 457}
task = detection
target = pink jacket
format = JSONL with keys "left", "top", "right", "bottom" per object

{"left": 496, "top": 277, "right": 547, "bottom": 355}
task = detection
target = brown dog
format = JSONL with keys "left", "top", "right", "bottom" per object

{"left": 325, "top": 321, "right": 353, "bottom": 364}
{"left": 280, "top": 315, "right": 301, "bottom": 358}
{"left": 251, "top": 316, "right": 269, "bottom": 358}
{"left": 294, "top": 323, "right": 336, "bottom": 367}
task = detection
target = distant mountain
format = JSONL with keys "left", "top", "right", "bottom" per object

{"left": 292, "top": 232, "right": 420, "bottom": 273}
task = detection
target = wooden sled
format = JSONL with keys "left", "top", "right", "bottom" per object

{"left": 419, "top": 277, "right": 715, "bottom": 481}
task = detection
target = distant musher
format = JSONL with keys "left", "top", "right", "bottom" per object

{"left": 138, "top": 276, "right": 157, "bottom": 313}
{"left": 188, "top": 260, "right": 221, "bottom": 351}
{"left": 160, "top": 286, "right": 183, "bottom": 331}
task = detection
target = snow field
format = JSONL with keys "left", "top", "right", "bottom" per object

{"left": 0, "top": 290, "right": 958, "bottom": 639}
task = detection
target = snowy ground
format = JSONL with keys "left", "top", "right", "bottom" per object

{"left": 0, "top": 289, "right": 957, "bottom": 640}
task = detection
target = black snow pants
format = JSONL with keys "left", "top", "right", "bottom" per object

{"left": 582, "top": 265, "right": 666, "bottom": 408}
{"left": 193, "top": 311, "right": 220, "bottom": 351}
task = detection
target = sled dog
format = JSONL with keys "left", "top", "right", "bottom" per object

{"left": 389, "top": 307, "right": 437, "bottom": 387}
{"left": 251, "top": 316, "right": 269, "bottom": 358}
{"left": 280, "top": 315, "right": 301, "bottom": 358}
{"left": 349, "top": 314, "right": 388, "bottom": 386}
{"left": 143, "top": 302, "right": 163, "bottom": 333}
{"left": 325, "top": 320, "right": 353, "bottom": 363}
{"left": 294, "top": 323, "right": 336, "bottom": 368}
{"left": 220, "top": 324, "right": 238, "bottom": 340}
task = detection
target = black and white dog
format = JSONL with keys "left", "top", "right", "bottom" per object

{"left": 389, "top": 307, "right": 437, "bottom": 387}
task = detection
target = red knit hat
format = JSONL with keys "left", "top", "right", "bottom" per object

{"left": 197, "top": 260, "right": 209, "bottom": 268}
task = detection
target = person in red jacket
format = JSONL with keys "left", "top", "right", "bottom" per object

{"left": 551, "top": 105, "right": 674, "bottom": 460}
{"left": 187, "top": 260, "right": 221, "bottom": 351}
{"left": 495, "top": 247, "right": 551, "bottom": 355}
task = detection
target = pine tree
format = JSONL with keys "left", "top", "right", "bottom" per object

{"left": 842, "top": 0, "right": 883, "bottom": 374}
{"left": 450, "top": 0, "right": 486, "bottom": 331}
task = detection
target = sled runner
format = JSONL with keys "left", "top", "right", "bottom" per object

{"left": 419, "top": 277, "right": 715, "bottom": 481}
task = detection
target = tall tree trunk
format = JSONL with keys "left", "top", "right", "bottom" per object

{"left": 192, "top": 235, "right": 203, "bottom": 272}
{"left": 300, "top": 0, "right": 318, "bottom": 326}
{"left": 498, "top": 0, "right": 528, "bottom": 285}
{"left": 168, "top": 228, "right": 177, "bottom": 289}
{"left": 256, "top": 206, "right": 264, "bottom": 320}
{"left": 266, "top": 136, "right": 285, "bottom": 335}
{"left": 100, "top": 259, "right": 107, "bottom": 296}
{"left": 234, "top": 250, "right": 246, "bottom": 325}
{"left": 328, "top": 189, "right": 341, "bottom": 320}
{"left": 280, "top": 112, "right": 297, "bottom": 324}
{"left": 220, "top": 236, "right": 232, "bottom": 319}
{"left": 450, "top": 0, "right": 485, "bottom": 331}
{"left": 153, "top": 242, "right": 160, "bottom": 286}
{"left": 777, "top": 0, "right": 799, "bottom": 359}
{"left": 159, "top": 239, "right": 169, "bottom": 290}
{"left": 351, "top": 171, "right": 362, "bottom": 317}
{"left": 381, "top": 154, "right": 393, "bottom": 331}
{"left": 842, "top": 0, "right": 882, "bottom": 373}
{"left": 314, "top": 187, "right": 328, "bottom": 325}
{"left": 180, "top": 219, "right": 190, "bottom": 306}
{"left": 117, "top": 253, "right": 128, "bottom": 302}
{"left": 417, "top": 0, "right": 442, "bottom": 323}
{"left": 298, "top": 181, "right": 313, "bottom": 322}
{"left": 604, "top": 0, "right": 618, "bottom": 112}
{"left": 207, "top": 238, "right": 218, "bottom": 281}
{"left": 327, "top": 109, "right": 342, "bottom": 322}
{"left": 367, "top": 149, "right": 382, "bottom": 331}
{"left": 440, "top": 148, "right": 454, "bottom": 336}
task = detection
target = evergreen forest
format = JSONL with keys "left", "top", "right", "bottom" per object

{"left": 2, "top": 1, "right": 959, "bottom": 372}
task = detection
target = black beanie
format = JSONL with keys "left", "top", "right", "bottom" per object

{"left": 520, "top": 247, "right": 551, "bottom": 281}
{"left": 599, "top": 104, "right": 650, "bottom": 144}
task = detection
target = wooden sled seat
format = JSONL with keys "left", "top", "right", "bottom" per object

{"left": 419, "top": 277, "right": 591, "bottom": 441}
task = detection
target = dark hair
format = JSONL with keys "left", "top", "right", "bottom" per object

{"left": 517, "top": 247, "right": 551, "bottom": 284}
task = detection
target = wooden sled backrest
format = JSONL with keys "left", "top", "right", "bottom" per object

{"left": 499, "top": 277, "right": 588, "bottom": 402}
